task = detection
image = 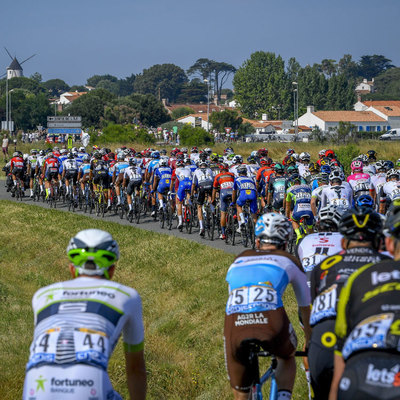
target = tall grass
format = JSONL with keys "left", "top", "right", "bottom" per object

{"left": 0, "top": 201, "right": 308, "bottom": 399}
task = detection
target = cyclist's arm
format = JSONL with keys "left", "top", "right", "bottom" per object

{"left": 311, "top": 196, "right": 318, "bottom": 216}
{"left": 125, "top": 350, "right": 147, "bottom": 400}
{"left": 329, "top": 354, "right": 345, "bottom": 400}
{"left": 285, "top": 192, "right": 292, "bottom": 218}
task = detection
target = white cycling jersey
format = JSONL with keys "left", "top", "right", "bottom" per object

{"left": 320, "top": 184, "right": 353, "bottom": 209}
{"left": 370, "top": 173, "right": 386, "bottom": 192}
{"left": 298, "top": 163, "right": 309, "bottom": 178}
{"left": 193, "top": 167, "right": 214, "bottom": 187}
{"left": 297, "top": 232, "right": 343, "bottom": 285}
{"left": 23, "top": 277, "right": 144, "bottom": 399}
{"left": 380, "top": 180, "right": 400, "bottom": 201}
{"left": 124, "top": 166, "right": 142, "bottom": 181}
{"left": 229, "top": 164, "right": 253, "bottom": 177}
{"left": 63, "top": 159, "right": 79, "bottom": 172}
{"left": 175, "top": 166, "right": 192, "bottom": 181}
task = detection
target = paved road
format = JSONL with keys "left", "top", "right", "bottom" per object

{"left": 0, "top": 184, "right": 244, "bottom": 255}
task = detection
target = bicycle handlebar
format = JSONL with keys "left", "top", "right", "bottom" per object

{"left": 257, "top": 350, "right": 308, "bottom": 357}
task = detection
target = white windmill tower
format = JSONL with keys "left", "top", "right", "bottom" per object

{"left": 2, "top": 48, "right": 36, "bottom": 133}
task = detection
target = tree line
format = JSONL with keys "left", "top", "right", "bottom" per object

{"left": 0, "top": 53, "right": 398, "bottom": 130}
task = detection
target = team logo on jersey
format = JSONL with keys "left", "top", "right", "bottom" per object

{"left": 365, "top": 364, "right": 400, "bottom": 387}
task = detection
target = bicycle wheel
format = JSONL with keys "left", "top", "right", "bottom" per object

{"left": 166, "top": 203, "right": 173, "bottom": 230}
{"left": 135, "top": 197, "right": 141, "bottom": 224}
{"left": 248, "top": 218, "right": 255, "bottom": 249}
{"left": 242, "top": 222, "right": 249, "bottom": 248}
{"left": 159, "top": 207, "right": 165, "bottom": 229}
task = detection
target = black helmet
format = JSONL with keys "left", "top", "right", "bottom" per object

{"left": 67, "top": 152, "right": 74, "bottom": 160}
{"left": 339, "top": 208, "right": 383, "bottom": 242}
{"left": 237, "top": 165, "right": 247, "bottom": 175}
{"left": 385, "top": 200, "right": 400, "bottom": 239}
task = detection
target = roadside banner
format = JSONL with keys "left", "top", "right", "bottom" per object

{"left": 67, "top": 135, "right": 73, "bottom": 149}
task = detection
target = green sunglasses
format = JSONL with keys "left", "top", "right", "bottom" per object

{"left": 67, "top": 249, "right": 117, "bottom": 269}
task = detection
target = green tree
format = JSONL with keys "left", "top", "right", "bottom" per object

{"left": 233, "top": 51, "right": 291, "bottom": 118}
{"left": 69, "top": 85, "right": 88, "bottom": 92}
{"left": 171, "top": 106, "right": 195, "bottom": 120}
{"left": 238, "top": 122, "right": 255, "bottom": 136}
{"left": 326, "top": 74, "right": 356, "bottom": 110}
{"left": 42, "top": 79, "right": 70, "bottom": 97}
{"left": 127, "top": 93, "right": 170, "bottom": 127}
{"left": 118, "top": 74, "right": 136, "bottom": 96}
{"left": 134, "top": 64, "right": 188, "bottom": 102}
{"left": 321, "top": 59, "right": 337, "bottom": 78}
{"left": 178, "top": 124, "right": 214, "bottom": 146}
{"left": 287, "top": 57, "right": 301, "bottom": 83}
{"left": 86, "top": 74, "right": 118, "bottom": 87}
{"left": 96, "top": 79, "right": 120, "bottom": 95}
{"left": 297, "top": 65, "right": 327, "bottom": 110}
{"left": 175, "top": 79, "right": 207, "bottom": 103}
{"left": 0, "top": 76, "right": 45, "bottom": 96}
{"left": 30, "top": 72, "right": 42, "bottom": 83}
{"left": 338, "top": 54, "right": 358, "bottom": 79}
{"left": 187, "top": 58, "right": 236, "bottom": 103}
{"left": 364, "top": 67, "right": 400, "bottom": 100}
{"left": 357, "top": 55, "right": 395, "bottom": 79}
{"left": 209, "top": 109, "right": 242, "bottom": 132}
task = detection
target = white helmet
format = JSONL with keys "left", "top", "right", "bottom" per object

{"left": 255, "top": 213, "right": 292, "bottom": 245}
{"left": 232, "top": 155, "right": 243, "bottom": 164}
{"left": 159, "top": 158, "right": 168, "bottom": 167}
{"left": 329, "top": 170, "right": 342, "bottom": 182}
{"left": 300, "top": 152, "right": 311, "bottom": 161}
{"left": 318, "top": 206, "right": 343, "bottom": 231}
{"left": 66, "top": 229, "right": 119, "bottom": 278}
{"left": 79, "top": 147, "right": 85, "bottom": 152}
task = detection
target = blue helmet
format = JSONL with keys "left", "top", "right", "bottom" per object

{"left": 151, "top": 151, "right": 160, "bottom": 159}
{"left": 355, "top": 194, "right": 374, "bottom": 210}
{"left": 320, "top": 165, "right": 331, "bottom": 174}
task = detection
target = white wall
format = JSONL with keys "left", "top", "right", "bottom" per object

{"left": 297, "top": 112, "right": 326, "bottom": 131}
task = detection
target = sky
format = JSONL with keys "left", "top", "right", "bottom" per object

{"left": 1, "top": 0, "right": 399, "bottom": 87}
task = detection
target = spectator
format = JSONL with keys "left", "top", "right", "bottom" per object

{"left": 2, "top": 134, "right": 9, "bottom": 162}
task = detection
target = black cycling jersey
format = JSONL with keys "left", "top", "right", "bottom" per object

{"left": 310, "top": 247, "right": 390, "bottom": 327}
{"left": 335, "top": 258, "right": 400, "bottom": 360}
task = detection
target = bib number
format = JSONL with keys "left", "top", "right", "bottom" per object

{"left": 310, "top": 284, "right": 337, "bottom": 325}
{"left": 226, "top": 285, "right": 278, "bottom": 315}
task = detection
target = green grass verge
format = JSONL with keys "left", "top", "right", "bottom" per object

{"left": 0, "top": 201, "right": 308, "bottom": 399}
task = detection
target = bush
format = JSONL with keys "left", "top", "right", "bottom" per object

{"left": 171, "top": 106, "right": 195, "bottom": 120}
{"left": 159, "top": 121, "right": 185, "bottom": 132}
{"left": 178, "top": 125, "right": 214, "bottom": 146}
{"left": 91, "top": 123, "right": 155, "bottom": 145}
{"left": 335, "top": 143, "right": 360, "bottom": 175}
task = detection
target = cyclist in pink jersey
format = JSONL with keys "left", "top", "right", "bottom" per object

{"left": 346, "top": 160, "right": 371, "bottom": 190}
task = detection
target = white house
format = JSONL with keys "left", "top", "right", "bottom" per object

{"left": 354, "top": 100, "right": 400, "bottom": 129}
{"left": 59, "top": 91, "right": 87, "bottom": 105}
{"left": 355, "top": 78, "right": 375, "bottom": 94}
{"left": 297, "top": 106, "right": 388, "bottom": 132}
{"left": 177, "top": 113, "right": 211, "bottom": 130}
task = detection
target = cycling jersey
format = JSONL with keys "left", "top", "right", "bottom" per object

{"left": 28, "top": 155, "right": 38, "bottom": 170}
{"left": 286, "top": 184, "right": 313, "bottom": 222}
{"left": 44, "top": 157, "right": 60, "bottom": 177}
{"left": 370, "top": 173, "right": 387, "bottom": 193}
{"left": 297, "top": 232, "right": 343, "bottom": 284}
{"left": 124, "top": 166, "right": 142, "bottom": 182}
{"left": 63, "top": 159, "right": 79, "bottom": 173}
{"left": 267, "top": 175, "right": 287, "bottom": 210}
{"left": 23, "top": 276, "right": 144, "bottom": 400}
{"left": 234, "top": 175, "right": 257, "bottom": 213}
{"left": 380, "top": 181, "right": 400, "bottom": 202}
{"left": 347, "top": 172, "right": 371, "bottom": 190}
{"left": 320, "top": 184, "right": 353, "bottom": 209}
{"left": 58, "top": 155, "right": 69, "bottom": 174}
{"left": 154, "top": 166, "right": 172, "bottom": 193}
{"left": 298, "top": 163, "right": 309, "bottom": 177}
{"left": 192, "top": 168, "right": 214, "bottom": 190}
{"left": 113, "top": 161, "right": 129, "bottom": 176}
{"left": 174, "top": 167, "right": 192, "bottom": 202}
{"left": 213, "top": 171, "right": 235, "bottom": 212}
{"left": 11, "top": 155, "right": 24, "bottom": 171}
{"left": 230, "top": 164, "right": 253, "bottom": 178}
{"left": 79, "top": 163, "right": 91, "bottom": 176}
{"left": 146, "top": 159, "right": 159, "bottom": 176}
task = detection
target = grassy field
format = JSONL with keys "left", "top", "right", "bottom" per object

{"left": 0, "top": 201, "right": 308, "bottom": 399}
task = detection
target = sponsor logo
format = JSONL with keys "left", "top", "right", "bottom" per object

{"left": 62, "top": 290, "right": 115, "bottom": 298}
{"left": 35, "top": 375, "right": 46, "bottom": 392}
{"left": 363, "top": 282, "right": 400, "bottom": 302}
{"left": 365, "top": 364, "right": 400, "bottom": 387}
{"left": 49, "top": 377, "right": 95, "bottom": 394}
{"left": 339, "top": 377, "right": 351, "bottom": 391}
{"left": 234, "top": 313, "right": 268, "bottom": 326}
{"left": 371, "top": 270, "right": 400, "bottom": 285}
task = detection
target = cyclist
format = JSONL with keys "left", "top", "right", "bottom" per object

{"left": 42, "top": 152, "right": 60, "bottom": 200}
{"left": 62, "top": 152, "right": 79, "bottom": 203}
{"left": 123, "top": 158, "right": 143, "bottom": 216}
{"left": 267, "top": 163, "right": 287, "bottom": 212}
{"left": 297, "top": 205, "right": 344, "bottom": 286}
{"left": 10, "top": 150, "right": 25, "bottom": 195}
{"left": 153, "top": 158, "right": 172, "bottom": 212}
{"left": 310, "top": 173, "right": 330, "bottom": 216}
{"left": 23, "top": 229, "right": 146, "bottom": 400}
{"left": 320, "top": 170, "right": 353, "bottom": 210}
{"left": 27, "top": 149, "right": 38, "bottom": 198}
{"left": 378, "top": 168, "right": 400, "bottom": 214}
{"left": 329, "top": 207, "right": 400, "bottom": 400}
{"left": 113, "top": 152, "right": 129, "bottom": 207}
{"left": 78, "top": 155, "right": 91, "bottom": 199}
{"left": 232, "top": 165, "right": 258, "bottom": 233}
{"left": 347, "top": 160, "right": 371, "bottom": 191}
{"left": 298, "top": 152, "right": 311, "bottom": 177}
{"left": 192, "top": 160, "right": 214, "bottom": 236}
{"left": 309, "top": 208, "right": 388, "bottom": 400}
{"left": 212, "top": 163, "right": 235, "bottom": 240}
{"left": 370, "top": 160, "right": 387, "bottom": 204}
{"left": 224, "top": 212, "right": 311, "bottom": 400}
{"left": 285, "top": 174, "right": 313, "bottom": 244}
{"left": 91, "top": 159, "right": 111, "bottom": 208}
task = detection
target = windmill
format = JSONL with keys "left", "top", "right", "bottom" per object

{"left": 2, "top": 48, "right": 36, "bottom": 133}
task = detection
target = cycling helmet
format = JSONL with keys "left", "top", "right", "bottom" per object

{"left": 258, "top": 148, "right": 268, "bottom": 157}
{"left": 360, "top": 154, "right": 369, "bottom": 164}
{"left": 53, "top": 146, "right": 60, "bottom": 152}
{"left": 320, "top": 165, "right": 331, "bottom": 174}
{"left": 151, "top": 151, "right": 160, "bottom": 159}
{"left": 224, "top": 147, "right": 234, "bottom": 156}
{"left": 289, "top": 173, "right": 301, "bottom": 185}
{"left": 39, "top": 150, "right": 45, "bottom": 156}
{"left": 176, "top": 160, "right": 184, "bottom": 167}
{"left": 287, "top": 155, "right": 297, "bottom": 166}
{"left": 129, "top": 158, "right": 136, "bottom": 166}
{"left": 318, "top": 149, "right": 327, "bottom": 158}
{"left": 159, "top": 158, "right": 168, "bottom": 167}
{"left": 329, "top": 170, "right": 342, "bottom": 183}
{"left": 250, "top": 150, "right": 258, "bottom": 158}
{"left": 385, "top": 160, "right": 394, "bottom": 170}
{"left": 350, "top": 160, "right": 363, "bottom": 172}
{"left": 67, "top": 229, "right": 119, "bottom": 278}
{"left": 385, "top": 200, "right": 400, "bottom": 239}
{"left": 299, "top": 152, "right": 311, "bottom": 162}
{"left": 232, "top": 155, "right": 243, "bottom": 165}
{"left": 375, "top": 160, "right": 386, "bottom": 171}
{"left": 12, "top": 151, "right": 20, "bottom": 157}
{"left": 308, "top": 162, "right": 319, "bottom": 174}
{"left": 219, "top": 163, "right": 229, "bottom": 171}
{"left": 47, "top": 152, "right": 54, "bottom": 158}
{"left": 387, "top": 169, "right": 400, "bottom": 180}
{"left": 286, "top": 149, "right": 295, "bottom": 156}
{"left": 72, "top": 147, "right": 78, "bottom": 152}
{"left": 30, "top": 149, "right": 38, "bottom": 155}
{"left": 227, "top": 154, "right": 236, "bottom": 160}
{"left": 286, "top": 165, "right": 298, "bottom": 175}
{"left": 60, "top": 149, "right": 68, "bottom": 155}
{"left": 160, "top": 149, "right": 167, "bottom": 156}
{"left": 181, "top": 147, "right": 188, "bottom": 154}
{"left": 82, "top": 154, "right": 90, "bottom": 162}
{"left": 325, "top": 149, "right": 335, "bottom": 159}
{"left": 247, "top": 155, "right": 256, "bottom": 164}
{"left": 78, "top": 147, "right": 85, "bottom": 152}
{"left": 210, "top": 153, "right": 219, "bottom": 162}
{"left": 184, "top": 157, "right": 192, "bottom": 165}
{"left": 318, "top": 205, "right": 343, "bottom": 232}
{"left": 367, "top": 150, "right": 377, "bottom": 160}
{"left": 396, "top": 159, "right": 400, "bottom": 168}
{"left": 191, "top": 146, "right": 199, "bottom": 153}
{"left": 100, "top": 148, "right": 107, "bottom": 156}
{"left": 355, "top": 194, "right": 374, "bottom": 210}
{"left": 274, "top": 163, "right": 284, "bottom": 173}
{"left": 317, "top": 173, "right": 329, "bottom": 183}
{"left": 237, "top": 165, "right": 247, "bottom": 175}
{"left": 255, "top": 213, "right": 292, "bottom": 245}
{"left": 339, "top": 208, "right": 383, "bottom": 243}
{"left": 199, "top": 160, "right": 209, "bottom": 168}
{"left": 204, "top": 148, "right": 212, "bottom": 155}
{"left": 67, "top": 152, "right": 74, "bottom": 160}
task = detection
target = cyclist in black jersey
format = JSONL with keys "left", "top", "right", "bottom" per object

{"left": 328, "top": 206, "right": 400, "bottom": 400}
{"left": 309, "top": 208, "right": 389, "bottom": 400}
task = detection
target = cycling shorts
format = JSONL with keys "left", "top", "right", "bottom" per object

{"left": 29, "top": 169, "right": 36, "bottom": 179}
{"left": 220, "top": 191, "right": 233, "bottom": 212}
{"left": 93, "top": 173, "right": 110, "bottom": 189}
{"left": 224, "top": 308, "right": 297, "bottom": 392}
{"left": 64, "top": 171, "right": 78, "bottom": 183}
{"left": 177, "top": 179, "right": 192, "bottom": 202}
{"left": 12, "top": 167, "right": 24, "bottom": 179}
{"left": 23, "top": 364, "right": 122, "bottom": 400}
{"left": 308, "top": 319, "right": 335, "bottom": 400}
{"left": 126, "top": 179, "right": 142, "bottom": 196}
{"left": 157, "top": 182, "right": 169, "bottom": 194}
{"left": 337, "top": 351, "right": 400, "bottom": 400}
{"left": 237, "top": 191, "right": 258, "bottom": 214}
{"left": 196, "top": 187, "right": 212, "bottom": 206}
{"left": 292, "top": 209, "right": 314, "bottom": 225}
{"left": 45, "top": 171, "right": 58, "bottom": 181}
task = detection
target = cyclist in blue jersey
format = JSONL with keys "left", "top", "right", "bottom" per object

{"left": 113, "top": 153, "right": 129, "bottom": 206}
{"left": 224, "top": 213, "right": 311, "bottom": 400}
{"left": 153, "top": 158, "right": 172, "bottom": 211}
{"left": 78, "top": 155, "right": 91, "bottom": 195}
{"left": 146, "top": 151, "right": 161, "bottom": 216}
{"left": 172, "top": 160, "right": 193, "bottom": 230}
{"left": 232, "top": 165, "right": 258, "bottom": 233}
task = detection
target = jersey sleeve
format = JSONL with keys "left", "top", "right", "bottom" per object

{"left": 122, "top": 290, "right": 145, "bottom": 353}
{"left": 285, "top": 258, "right": 311, "bottom": 307}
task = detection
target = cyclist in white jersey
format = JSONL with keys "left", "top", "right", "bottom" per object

{"left": 297, "top": 205, "right": 343, "bottom": 287}
{"left": 23, "top": 229, "right": 146, "bottom": 400}
{"left": 320, "top": 170, "right": 353, "bottom": 209}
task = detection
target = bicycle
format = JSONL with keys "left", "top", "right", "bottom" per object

{"left": 182, "top": 190, "right": 194, "bottom": 233}
{"left": 241, "top": 200, "right": 256, "bottom": 249}
{"left": 225, "top": 203, "right": 238, "bottom": 246}
{"left": 94, "top": 183, "right": 108, "bottom": 217}
{"left": 117, "top": 188, "right": 128, "bottom": 220}
{"left": 14, "top": 176, "right": 24, "bottom": 201}
{"left": 158, "top": 192, "right": 174, "bottom": 230}
{"left": 47, "top": 178, "right": 59, "bottom": 208}
{"left": 203, "top": 199, "right": 216, "bottom": 241}
{"left": 32, "top": 175, "right": 41, "bottom": 202}
{"left": 239, "top": 338, "right": 307, "bottom": 400}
